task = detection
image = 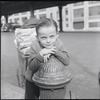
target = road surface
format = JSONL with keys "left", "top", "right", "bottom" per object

{"left": 1, "top": 31, "right": 100, "bottom": 99}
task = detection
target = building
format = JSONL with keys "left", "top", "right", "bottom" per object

{"left": 1, "top": 1, "right": 100, "bottom": 31}
{"left": 34, "top": 6, "right": 60, "bottom": 31}
{"left": 62, "top": 1, "right": 100, "bottom": 31}
{"left": 8, "top": 11, "right": 31, "bottom": 25}
{"left": 7, "top": 6, "right": 60, "bottom": 30}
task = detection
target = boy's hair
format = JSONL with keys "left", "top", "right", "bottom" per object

{"left": 36, "top": 18, "right": 58, "bottom": 35}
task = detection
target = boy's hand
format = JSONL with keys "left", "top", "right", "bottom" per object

{"left": 39, "top": 46, "right": 56, "bottom": 57}
{"left": 43, "top": 54, "right": 50, "bottom": 63}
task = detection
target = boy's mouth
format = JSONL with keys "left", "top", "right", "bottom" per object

{"left": 46, "top": 44, "right": 52, "bottom": 46}
{"left": 45, "top": 44, "right": 54, "bottom": 48}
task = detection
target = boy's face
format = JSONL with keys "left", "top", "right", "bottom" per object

{"left": 37, "top": 25, "right": 59, "bottom": 49}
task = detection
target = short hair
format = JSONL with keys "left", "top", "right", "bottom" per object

{"left": 36, "top": 18, "right": 58, "bottom": 35}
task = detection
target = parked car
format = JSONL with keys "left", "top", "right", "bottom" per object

{"left": 1, "top": 23, "right": 21, "bottom": 32}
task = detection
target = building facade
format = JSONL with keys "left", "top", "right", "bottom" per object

{"left": 8, "top": 11, "right": 31, "bottom": 25}
{"left": 1, "top": 1, "right": 100, "bottom": 31}
{"left": 34, "top": 6, "right": 60, "bottom": 31}
{"left": 62, "top": 1, "right": 100, "bottom": 31}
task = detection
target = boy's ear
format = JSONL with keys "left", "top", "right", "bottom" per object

{"left": 36, "top": 35, "right": 39, "bottom": 41}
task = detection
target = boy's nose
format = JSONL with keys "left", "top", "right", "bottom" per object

{"left": 47, "top": 38, "right": 51, "bottom": 43}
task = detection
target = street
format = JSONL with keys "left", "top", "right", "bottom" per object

{"left": 1, "top": 32, "right": 19, "bottom": 86}
{"left": 1, "top": 31, "right": 100, "bottom": 99}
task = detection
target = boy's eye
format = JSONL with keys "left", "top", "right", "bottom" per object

{"left": 50, "top": 35, "right": 55, "bottom": 38}
{"left": 41, "top": 37, "right": 46, "bottom": 39}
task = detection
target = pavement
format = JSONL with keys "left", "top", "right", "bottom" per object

{"left": 1, "top": 31, "right": 100, "bottom": 99}
{"left": 1, "top": 81, "right": 25, "bottom": 99}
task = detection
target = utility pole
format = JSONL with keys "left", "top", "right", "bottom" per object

{"left": 4, "top": 14, "right": 8, "bottom": 23}
{"left": 58, "top": 5, "right": 63, "bottom": 32}
{"left": 28, "top": 2, "right": 35, "bottom": 18}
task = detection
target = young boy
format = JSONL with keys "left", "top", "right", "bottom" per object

{"left": 25, "top": 18, "right": 70, "bottom": 99}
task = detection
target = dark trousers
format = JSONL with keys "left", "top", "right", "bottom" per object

{"left": 25, "top": 80, "right": 40, "bottom": 99}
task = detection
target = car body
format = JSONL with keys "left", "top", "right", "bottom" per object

{"left": 1, "top": 23, "right": 21, "bottom": 32}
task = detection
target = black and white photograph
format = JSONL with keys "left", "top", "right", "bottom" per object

{"left": 1, "top": 1, "right": 100, "bottom": 99}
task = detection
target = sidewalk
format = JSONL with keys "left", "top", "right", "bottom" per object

{"left": 1, "top": 81, "right": 25, "bottom": 99}
{"left": 1, "top": 32, "right": 100, "bottom": 99}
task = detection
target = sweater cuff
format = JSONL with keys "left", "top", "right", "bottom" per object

{"left": 35, "top": 53, "right": 44, "bottom": 62}
{"left": 55, "top": 49, "right": 62, "bottom": 56}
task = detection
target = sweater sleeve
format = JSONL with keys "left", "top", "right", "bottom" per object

{"left": 28, "top": 41, "right": 44, "bottom": 64}
{"left": 54, "top": 39, "right": 70, "bottom": 66}
{"left": 28, "top": 41, "right": 44, "bottom": 72}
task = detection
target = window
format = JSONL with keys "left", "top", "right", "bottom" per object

{"left": 39, "top": 14, "right": 46, "bottom": 19}
{"left": 89, "top": 22, "right": 100, "bottom": 28}
{"left": 66, "top": 18, "right": 68, "bottom": 21}
{"left": 89, "top": 6, "right": 100, "bottom": 16}
{"left": 14, "top": 18, "right": 19, "bottom": 23}
{"left": 50, "top": 13, "right": 53, "bottom": 19}
{"left": 65, "top": 8, "right": 68, "bottom": 15}
{"left": 73, "top": 21, "right": 84, "bottom": 29}
{"left": 9, "top": 19, "right": 12, "bottom": 23}
{"left": 22, "top": 17, "right": 27, "bottom": 23}
{"left": 66, "top": 24, "right": 69, "bottom": 27}
{"left": 74, "top": 8, "right": 84, "bottom": 18}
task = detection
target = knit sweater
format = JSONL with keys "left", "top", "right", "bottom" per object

{"left": 25, "top": 38, "right": 70, "bottom": 82}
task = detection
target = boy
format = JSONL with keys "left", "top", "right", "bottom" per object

{"left": 25, "top": 18, "right": 70, "bottom": 99}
